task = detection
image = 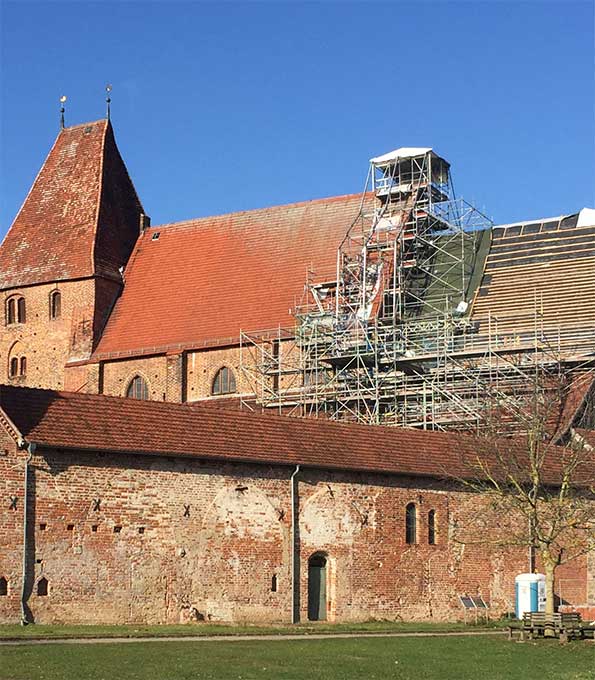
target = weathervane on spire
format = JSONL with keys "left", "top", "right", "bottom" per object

{"left": 105, "top": 84, "right": 112, "bottom": 120}
{"left": 59, "top": 95, "right": 67, "bottom": 129}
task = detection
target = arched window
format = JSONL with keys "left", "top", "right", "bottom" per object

{"left": 6, "top": 298, "right": 15, "bottom": 325}
{"left": 49, "top": 290, "right": 61, "bottom": 319}
{"left": 428, "top": 510, "right": 436, "bottom": 545}
{"left": 17, "top": 297, "right": 26, "bottom": 323}
{"left": 0, "top": 577, "right": 7, "bottom": 596}
{"left": 5, "top": 296, "right": 25, "bottom": 324}
{"left": 212, "top": 366, "right": 237, "bottom": 395}
{"left": 405, "top": 503, "right": 417, "bottom": 544}
{"left": 37, "top": 577, "right": 48, "bottom": 596}
{"left": 7, "top": 342, "right": 27, "bottom": 380}
{"left": 126, "top": 375, "right": 149, "bottom": 400}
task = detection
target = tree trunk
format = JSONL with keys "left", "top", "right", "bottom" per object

{"left": 544, "top": 560, "right": 556, "bottom": 617}
{"left": 543, "top": 558, "right": 556, "bottom": 637}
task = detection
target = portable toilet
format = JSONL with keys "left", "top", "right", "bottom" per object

{"left": 515, "top": 573, "right": 546, "bottom": 618}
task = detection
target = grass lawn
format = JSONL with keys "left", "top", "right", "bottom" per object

{"left": 1, "top": 636, "right": 594, "bottom": 680}
{"left": 0, "top": 620, "right": 508, "bottom": 640}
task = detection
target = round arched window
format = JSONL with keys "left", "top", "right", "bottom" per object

{"left": 49, "top": 290, "right": 61, "bottom": 319}
{"left": 126, "top": 375, "right": 149, "bottom": 400}
{"left": 212, "top": 367, "right": 237, "bottom": 395}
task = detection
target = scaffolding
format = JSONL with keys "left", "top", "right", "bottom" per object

{"left": 239, "top": 148, "right": 593, "bottom": 432}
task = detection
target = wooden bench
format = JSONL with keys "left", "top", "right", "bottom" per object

{"left": 510, "top": 612, "right": 585, "bottom": 642}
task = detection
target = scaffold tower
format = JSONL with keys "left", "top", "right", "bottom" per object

{"left": 239, "top": 147, "right": 588, "bottom": 432}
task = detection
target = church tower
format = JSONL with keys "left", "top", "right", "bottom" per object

{"left": 0, "top": 119, "right": 145, "bottom": 391}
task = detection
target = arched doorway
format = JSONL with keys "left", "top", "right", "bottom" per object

{"left": 308, "top": 553, "right": 327, "bottom": 621}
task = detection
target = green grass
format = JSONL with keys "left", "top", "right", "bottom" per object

{"left": 0, "top": 619, "right": 508, "bottom": 640}
{"left": 0, "top": 636, "right": 594, "bottom": 680}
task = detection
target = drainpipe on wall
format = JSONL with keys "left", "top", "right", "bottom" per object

{"left": 290, "top": 465, "right": 301, "bottom": 624}
{"left": 20, "top": 441, "right": 36, "bottom": 626}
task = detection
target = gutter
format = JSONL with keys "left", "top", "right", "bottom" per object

{"left": 19, "top": 440, "right": 36, "bottom": 625}
{"left": 290, "top": 464, "right": 301, "bottom": 624}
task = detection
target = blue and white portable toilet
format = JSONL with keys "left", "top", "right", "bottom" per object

{"left": 515, "top": 573, "right": 546, "bottom": 618}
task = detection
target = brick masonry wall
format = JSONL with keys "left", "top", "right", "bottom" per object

{"left": 0, "top": 442, "right": 591, "bottom": 625}
{"left": 1, "top": 277, "right": 125, "bottom": 393}
{"left": 0, "top": 426, "right": 25, "bottom": 622}
{"left": 99, "top": 346, "right": 250, "bottom": 403}
{"left": 96, "top": 338, "right": 302, "bottom": 405}
{"left": 101, "top": 355, "right": 168, "bottom": 401}
{"left": 1, "top": 280, "right": 96, "bottom": 391}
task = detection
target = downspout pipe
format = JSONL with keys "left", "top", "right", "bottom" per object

{"left": 290, "top": 464, "right": 300, "bottom": 624}
{"left": 20, "top": 440, "right": 36, "bottom": 625}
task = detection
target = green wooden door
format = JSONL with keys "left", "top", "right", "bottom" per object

{"left": 308, "top": 555, "right": 327, "bottom": 621}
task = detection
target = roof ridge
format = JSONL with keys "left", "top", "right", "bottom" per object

{"left": 147, "top": 192, "right": 369, "bottom": 232}
{"left": 0, "top": 383, "right": 470, "bottom": 442}
{"left": 62, "top": 119, "right": 109, "bottom": 132}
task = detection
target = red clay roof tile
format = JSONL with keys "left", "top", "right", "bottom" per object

{"left": 0, "top": 120, "right": 144, "bottom": 289}
{"left": 94, "top": 193, "right": 371, "bottom": 356}
{"left": 1, "top": 384, "right": 588, "bottom": 484}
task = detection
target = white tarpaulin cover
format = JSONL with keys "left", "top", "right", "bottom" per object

{"left": 370, "top": 147, "right": 433, "bottom": 164}
{"left": 577, "top": 207, "right": 595, "bottom": 228}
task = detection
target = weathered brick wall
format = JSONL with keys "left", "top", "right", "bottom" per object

{"left": 1, "top": 277, "right": 126, "bottom": 393}
{"left": 1, "top": 280, "right": 96, "bottom": 390}
{"left": 0, "top": 427, "right": 25, "bottom": 621}
{"left": 101, "top": 355, "right": 168, "bottom": 401}
{"left": 0, "top": 444, "right": 591, "bottom": 625}
{"left": 90, "top": 337, "right": 303, "bottom": 406}
{"left": 186, "top": 347, "right": 249, "bottom": 401}
{"left": 99, "top": 346, "right": 251, "bottom": 403}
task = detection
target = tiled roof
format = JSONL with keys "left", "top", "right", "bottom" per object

{"left": 94, "top": 193, "right": 370, "bottom": 356}
{"left": 0, "top": 384, "right": 586, "bottom": 484}
{"left": 0, "top": 120, "right": 144, "bottom": 290}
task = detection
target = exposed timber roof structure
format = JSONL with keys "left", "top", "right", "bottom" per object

{"left": 1, "top": 120, "right": 593, "bottom": 436}
{"left": 237, "top": 149, "right": 595, "bottom": 432}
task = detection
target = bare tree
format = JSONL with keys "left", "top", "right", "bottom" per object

{"left": 452, "top": 364, "right": 595, "bottom": 618}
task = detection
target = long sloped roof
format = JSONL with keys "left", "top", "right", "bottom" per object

{"left": 1, "top": 384, "right": 585, "bottom": 484}
{"left": 0, "top": 120, "right": 143, "bottom": 289}
{"left": 471, "top": 212, "right": 595, "bottom": 354}
{"left": 94, "top": 193, "right": 370, "bottom": 357}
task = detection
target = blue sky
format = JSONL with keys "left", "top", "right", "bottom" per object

{"left": 1, "top": 1, "right": 594, "bottom": 240}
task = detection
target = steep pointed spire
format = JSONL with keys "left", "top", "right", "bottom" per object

{"left": 0, "top": 120, "right": 145, "bottom": 290}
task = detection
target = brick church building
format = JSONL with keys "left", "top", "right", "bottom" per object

{"left": 0, "top": 118, "right": 593, "bottom": 624}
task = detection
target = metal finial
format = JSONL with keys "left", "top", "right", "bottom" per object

{"left": 105, "top": 84, "right": 112, "bottom": 120}
{"left": 59, "top": 95, "right": 67, "bottom": 129}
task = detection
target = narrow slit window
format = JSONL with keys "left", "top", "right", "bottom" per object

{"left": 17, "top": 297, "right": 26, "bottom": 323}
{"left": 405, "top": 503, "right": 417, "bottom": 545}
{"left": 6, "top": 298, "right": 15, "bottom": 325}
{"left": 271, "top": 574, "right": 278, "bottom": 592}
{"left": 19, "top": 356, "right": 27, "bottom": 376}
{"left": 9, "top": 357, "right": 18, "bottom": 378}
{"left": 37, "top": 577, "right": 48, "bottom": 596}
{"left": 50, "top": 291, "right": 61, "bottom": 319}
{"left": 428, "top": 510, "right": 436, "bottom": 545}
{"left": 0, "top": 577, "right": 7, "bottom": 596}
